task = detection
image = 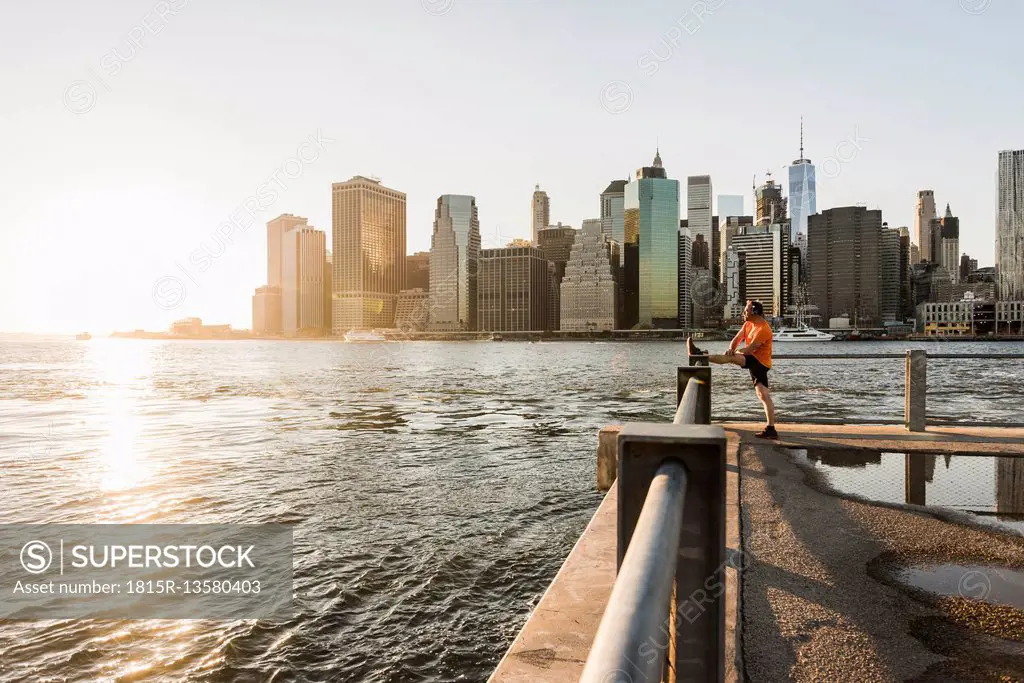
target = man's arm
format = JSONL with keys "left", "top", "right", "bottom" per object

{"left": 727, "top": 328, "right": 745, "bottom": 354}
{"left": 737, "top": 341, "right": 764, "bottom": 355}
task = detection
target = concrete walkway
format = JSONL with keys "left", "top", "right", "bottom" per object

{"left": 489, "top": 422, "right": 1024, "bottom": 682}
{"left": 733, "top": 423, "right": 1024, "bottom": 682}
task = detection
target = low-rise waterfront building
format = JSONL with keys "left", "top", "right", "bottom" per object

{"left": 997, "top": 301, "right": 1024, "bottom": 335}
{"left": 917, "top": 300, "right": 974, "bottom": 336}
{"left": 169, "top": 318, "right": 234, "bottom": 338}
{"left": 252, "top": 286, "right": 283, "bottom": 335}
{"left": 395, "top": 288, "right": 429, "bottom": 331}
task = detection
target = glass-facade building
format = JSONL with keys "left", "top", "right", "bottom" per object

{"left": 788, "top": 161, "right": 816, "bottom": 240}
{"left": 625, "top": 153, "right": 680, "bottom": 329}
{"left": 429, "top": 195, "right": 480, "bottom": 331}
{"left": 717, "top": 195, "right": 744, "bottom": 222}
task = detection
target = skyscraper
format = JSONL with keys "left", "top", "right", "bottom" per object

{"left": 788, "top": 119, "right": 817, "bottom": 242}
{"left": 324, "top": 251, "right": 332, "bottom": 333}
{"left": 600, "top": 180, "right": 627, "bottom": 258}
{"left": 429, "top": 195, "right": 481, "bottom": 331}
{"left": 267, "top": 214, "right": 308, "bottom": 290}
{"left": 723, "top": 248, "right": 744, "bottom": 319}
{"left": 538, "top": 223, "right": 578, "bottom": 331}
{"left": 940, "top": 204, "right": 960, "bottom": 284}
{"left": 625, "top": 149, "right": 680, "bottom": 328}
{"left": 997, "top": 149, "right": 1024, "bottom": 300}
{"left": 755, "top": 174, "right": 787, "bottom": 226}
{"left": 688, "top": 176, "right": 712, "bottom": 282}
{"left": 719, "top": 215, "right": 754, "bottom": 288}
{"left": 582, "top": 218, "right": 603, "bottom": 235}
{"left": 531, "top": 185, "right": 550, "bottom": 244}
{"left": 560, "top": 222, "right": 617, "bottom": 331}
{"left": 927, "top": 217, "right": 943, "bottom": 266}
{"left": 915, "top": 190, "right": 937, "bottom": 264}
{"left": 899, "top": 227, "right": 914, "bottom": 320}
{"left": 678, "top": 227, "right": 693, "bottom": 330}
{"left": 879, "top": 224, "right": 901, "bottom": 323}
{"left": 717, "top": 195, "right": 744, "bottom": 222}
{"left": 406, "top": 251, "right": 430, "bottom": 291}
{"left": 331, "top": 176, "right": 407, "bottom": 333}
{"left": 477, "top": 246, "right": 550, "bottom": 331}
{"left": 726, "top": 222, "right": 791, "bottom": 318}
{"left": 808, "top": 207, "right": 883, "bottom": 326}
{"left": 282, "top": 226, "right": 327, "bottom": 336}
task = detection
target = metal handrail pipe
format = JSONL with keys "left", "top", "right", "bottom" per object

{"left": 925, "top": 353, "right": 1024, "bottom": 359}
{"left": 579, "top": 459, "right": 688, "bottom": 683}
{"left": 716, "top": 415, "right": 905, "bottom": 426}
{"left": 771, "top": 353, "right": 1024, "bottom": 360}
{"left": 674, "top": 376, "right": 702, "bottom": 424}
{"left": 772, "top": 353, "right": 907, "bottom": 359}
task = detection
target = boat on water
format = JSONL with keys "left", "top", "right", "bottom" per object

{"left": 75, "top": 332, "right": 91, "bottom": 341}
{"left": 774, "top": 299, "right": 834, "bottom": 342}
{"left": 343, "top": 329, "right": 387, "bottom": 343}
{"left": 773, "top": 323, "right": 835, "bottom": 342}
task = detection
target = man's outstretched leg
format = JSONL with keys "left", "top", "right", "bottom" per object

{"left": 687, "top": 337, "right": 743, "bottom": 366}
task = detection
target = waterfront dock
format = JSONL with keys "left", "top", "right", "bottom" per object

{"left": 489, "top": 354, "right": 1024, "bottom": 682}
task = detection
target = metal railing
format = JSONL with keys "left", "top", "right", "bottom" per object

{"left": 691, "top": 350, "right": 1024, "bottom": 431}
{"left": 580, "top": 368, "right": 726, "bottom": 683}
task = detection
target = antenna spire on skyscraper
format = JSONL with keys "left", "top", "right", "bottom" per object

{"left": 799, "top": 116, "right": 804, "bottom": 159}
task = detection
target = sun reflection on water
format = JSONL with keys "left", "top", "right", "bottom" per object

{"left": 87, "top": 340, "right": 155, "bottom": 496}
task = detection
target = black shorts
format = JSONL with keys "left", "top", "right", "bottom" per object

{"left": 742, "top": 355, "right": 770, "bottom": 388}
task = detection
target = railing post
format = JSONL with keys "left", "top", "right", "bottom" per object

{"left": 678, "top": 366, "right": 712, "bottom": 424}
{"left": 615, "top": 424, "right": 727, "bottom": 682}
{"left": 904, "top": 350, "right": 927, "bottom": 432}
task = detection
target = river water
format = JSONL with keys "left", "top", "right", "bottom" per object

{"left": 1, "top": 338, "right": 1022, "bottom": 681}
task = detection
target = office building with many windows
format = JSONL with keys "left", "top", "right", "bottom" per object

{"left": 331, "top": 176, "right": 406, "bottom": 332}
{"left": 429, "top": 194, "right": 480, "bottom": 331}
{"left": 477, "top": 246, "right": 551, "bottom": 331}
{"left": 559, "top": 222, "right": 618, "bottom": 331}
{"left": 808, "top": 206, "right": 883, "bottom": 326}
{"left": 997, "top": 150, "right": 1024, "bottom": 299}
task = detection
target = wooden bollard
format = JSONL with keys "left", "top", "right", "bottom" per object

{"left": 597, "top": 425, "right": 622, "bottom": 491}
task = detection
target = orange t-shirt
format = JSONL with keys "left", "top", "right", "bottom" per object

{"left": 740, "top": 319, "right": 773, "bottom": 368}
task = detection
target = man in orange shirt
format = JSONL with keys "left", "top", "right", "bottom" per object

{"left": 687, "top": 299, "right": 778, "bottom": 439}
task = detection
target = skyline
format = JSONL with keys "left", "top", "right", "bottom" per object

{"left": 2, "top": 0, "right": 1022, "bottom": 333}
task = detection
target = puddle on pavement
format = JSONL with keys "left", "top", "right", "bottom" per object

{"left": 895, "top": 564, "right": 1024, "bottom": 609}
{"left": 787, "top": 448, "right": 1024, "bottom": 536}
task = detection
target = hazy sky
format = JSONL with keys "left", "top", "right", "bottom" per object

{"left": 2, "top": 0, "right": 1020, "bottom": 333}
